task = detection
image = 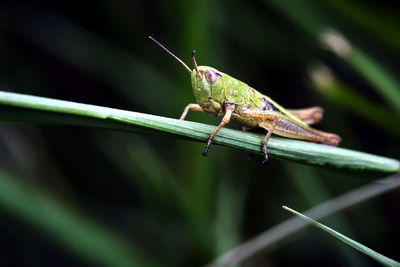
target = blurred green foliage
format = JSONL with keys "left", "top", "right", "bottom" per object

{"left": 0, "top": 0, "right": 399, "bottom": 266}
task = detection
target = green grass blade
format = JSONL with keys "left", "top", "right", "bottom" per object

{"left": 205, "top": 173, "right": 400, "bottom": 267}
{"left": 321, "top": 30, "right": 400, "bottom": 115}
{"left": 346, "top": 48, "right": 400, "bottom": 114}
{"left": 282, "top": 206, "right": 400, "bottom": 266}
{"left": 266, "top": 0, "right": 400, "bottom": 115}
{"left": 309, "top": 64, "right": 400, "bottom": 138}
{"left": 0, "top": 90, "right": 399, "bottom": 173}
{"left": 0, "top": 168, "right": 160, "bottom": 267}
{"left": 321, "top": 0, "right": 400, "bottom": 54}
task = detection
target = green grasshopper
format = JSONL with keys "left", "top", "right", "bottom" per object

{"left": 149, "top": 36, "right": 341, "bottom": 163}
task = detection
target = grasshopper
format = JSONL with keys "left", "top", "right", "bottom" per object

{"left": 149, "top": 36, "right": 341, "bottom": 163}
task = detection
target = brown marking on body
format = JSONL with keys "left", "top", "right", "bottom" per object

{"left": 260, "top": 97, "right": 280, "bottom": 112}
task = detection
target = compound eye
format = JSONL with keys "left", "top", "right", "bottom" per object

{"left": 204, "top": 69, "right": 218, "bottom": 85}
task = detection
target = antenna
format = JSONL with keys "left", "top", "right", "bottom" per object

{"left": 148, "top": 36, "right": 192, "bottom": 75}
{"left": 191, "top": 50, "right": 202, "bottom": 78}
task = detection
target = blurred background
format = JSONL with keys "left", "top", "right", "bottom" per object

{"left": 0, "top": 0, "right": 400, "bottom": 266}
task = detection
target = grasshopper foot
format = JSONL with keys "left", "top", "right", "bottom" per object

{"left": 203, "top": 136, "right": 214, "bottom": 156}
{"left": 202, "top": 145, "right": 210, "bottom": 156}
{"left": 262, "top": 144, "right": 268, "bottom": 164}
{"left": 262, "top": 153, "right": 269, "bottom": 164}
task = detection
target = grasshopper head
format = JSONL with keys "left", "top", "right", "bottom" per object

{"left": 191, "top": 66, "right": 224, "bottom": 113}
{"left": 191, "top": 50, "right": 224, "bottom": 105}
{"left": 147, "top": 37, "right": 224, "bottom": 114}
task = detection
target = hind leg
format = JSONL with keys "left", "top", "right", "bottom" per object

{"left": 239, "top": 109, "right": 280, "bottom": 163}
{"left": 288, "top": 107, "right": 323, "bottom": 125}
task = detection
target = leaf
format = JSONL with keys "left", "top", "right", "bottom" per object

{"left": 282, "top": 206, "right": 400, "bottom": 267}
{"left": 0, "top": 90, "right": 399, "bottom": 173}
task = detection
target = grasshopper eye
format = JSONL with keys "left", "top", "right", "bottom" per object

{"left": 204, "top": 69, "right": 218, "bottom": 85}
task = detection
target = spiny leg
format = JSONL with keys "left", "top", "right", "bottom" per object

{"left": 261, "top": 117, "right": 278, "bottom": 164}
{"left": 179, "top": 103, "right": 203, "bottom": 120}
{"left": 239, "top": 108, "right": 280, "bottom": 163}
{"left": 203, "top": 104, "right": 235, "bottom": 156}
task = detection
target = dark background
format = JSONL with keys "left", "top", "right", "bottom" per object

{"left": 0, "top": 0, "right": 399, "bottom": 266}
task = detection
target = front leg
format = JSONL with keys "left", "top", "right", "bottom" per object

{"left": 179, "top": 103, "right": 203, "bottom": 120}
{"left": 203, "top": 104, "right": 235, "bottom": 156}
